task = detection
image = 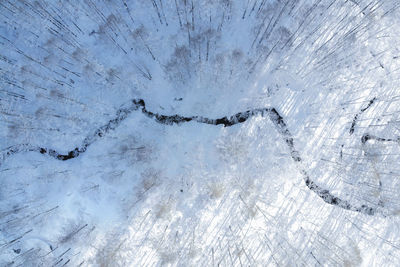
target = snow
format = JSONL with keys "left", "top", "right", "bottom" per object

{"left": 1, "top": 0, "right": 400, "bottom": 266}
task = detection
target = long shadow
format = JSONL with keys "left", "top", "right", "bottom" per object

{"left": 1, "top": 99, "right": 378, "bottom": 216}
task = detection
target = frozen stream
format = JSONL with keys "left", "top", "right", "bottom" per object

{"left": 1, "top": 1, "right": 400, "bottom": 266}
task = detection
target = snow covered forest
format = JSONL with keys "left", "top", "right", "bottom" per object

{"left": 1, "top": 0, "right": 400, "bottom": 266}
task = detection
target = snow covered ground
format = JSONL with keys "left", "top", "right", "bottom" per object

{"left": 1, "top": 0, "right": 400, "bottom": 266}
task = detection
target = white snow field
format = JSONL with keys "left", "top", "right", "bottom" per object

{"left": 1, "top": 0, "right": 400, "bottom": 266}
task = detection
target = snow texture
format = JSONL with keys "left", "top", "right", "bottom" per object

{"left": 1, "top": 0, "right": 400, "bottom": 266}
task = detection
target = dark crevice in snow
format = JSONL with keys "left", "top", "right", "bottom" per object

{"left": 361, "top": 133, "right": 400, "bottom": 145}
{"left": 349, "top": 97, "right": 376, "bottom": 135}
{"left": 360, "top": 132, "right": 400, "bottom": 211}
{"left": 1, "top": 99, "right": 378, "bottom": 216}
